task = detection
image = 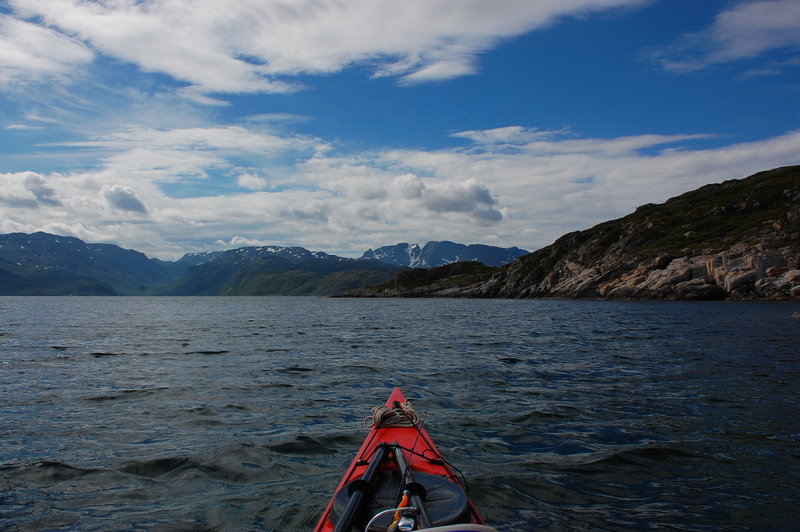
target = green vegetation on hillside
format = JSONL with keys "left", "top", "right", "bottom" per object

{"left": 161, "top": 256, "right": 403, "bottom": 296}
{"left": 0, "top": 260, "right": 117, "bottom": 295}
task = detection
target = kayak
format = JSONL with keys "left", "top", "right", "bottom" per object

{"left": 314, "top": 387, "right": 497, "bottom": 532}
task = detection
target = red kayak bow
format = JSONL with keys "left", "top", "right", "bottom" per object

{"left": 314, "top": 388, "right": 496, "bottom": 532}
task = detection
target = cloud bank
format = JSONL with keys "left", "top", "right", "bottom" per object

{"left": 2, "top": 124, "right": 799, "bottom": 259}
{"left": 0, "top": 14, "right": 92, "bottom": 87}
{"left": 7, "top": 0, "right": 645, "bottom": 93}
{"left": 650, "top": 0, "right": 800, "bottom": 73}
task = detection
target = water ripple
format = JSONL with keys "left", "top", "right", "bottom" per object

{"left": 0, "top": 297, "right": 799, "bottom": 531}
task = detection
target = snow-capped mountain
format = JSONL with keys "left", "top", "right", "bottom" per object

{"left": 176, "top": 250, "right": 225, "bottom": 266}
{"left": 361, "top": 243, "right": 425, "bottom": 267}
{"left": 177, "top": 246, "right": 343, "bottom": 267}
{"left": 0, "top": 233, "right": 528, "bottom": 295}
{"left": 162, "top": 245, "right": 399, "bottom": 296}
{"left": 361, "top": 241, "right": 529, "bottom": 268}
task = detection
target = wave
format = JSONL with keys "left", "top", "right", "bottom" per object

{"left": 120, "top": 457, "right": 208, "bottom": 478}
{"left": 268, "top": 435, "right": 354, "bottom": 455}
{"left": 260, "top": 382, "right": 295, "bottom": 389}
{"left": 83, "top": 388, "right": 165, "bottom": 402}
{"left": 2, "top": 461, "right": 104, "bottom": 483}
{"left": 552, "top": 445, "right": 715, "bottom": 477}
{"left": 276, "top": 366, "right": 315, "bottom": 374}
{"left": 342, "top": 364, "right": 383, "bottom": 373}
{"left": 509, "top": 410, "right": 570, "bottom": 424}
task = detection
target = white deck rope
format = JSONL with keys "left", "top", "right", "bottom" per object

{"left": 365, "top": 400, "right": 420, "bottom": 427}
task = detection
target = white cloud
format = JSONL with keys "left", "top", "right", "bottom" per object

{"left": 51, "top": 125, "right": 318, "bottom": 186}
{"left": 0, "top": 14, "right": 92, "bottom": 87}
{"left": 451, "top": 126, "right": 556, "bottom": 145}
{"left": 5, "top": 123, "right": 43, "bottom": 131}
{"left": 244, "top": 113, "right": 312, "bottom": 124}
{"left": 9, "top": 0, "right": 296, "bottom": 94}
{"left": 98, "top": 125, "right": 300, "bottom": 153}
{"left": 0, "top": 218, "right": 36, "bottom": 234}
{"left": 102, "top": 184, "right": 148, "bottom": 213}
{"left": 0, "top": 171, "right": 61, "bottom": 207}
{"left": 217, "top": 235, "right": 273, "bottom": 248}
{"left": 40, "top": 222, "right": 108, "bottom": 243}
{"left": 419, "top": 178, "right": 502, "bottom": 222}
{"left": 24, "top": 172, "right": 61, "bottom": 206}
{"left": 399, "top": 59, "right": 478, "bottom": 84}
{"left": 393, "top": 174, "right": 425, "bottom": 200}
{"left": 237, "top": 172, "right": 268, "bottom": 190}
{"left": 24, "top": 113, "right": 58, "bottom": 124}
{"left": 176, "top": 87, "right": 232, "bottom": 106}
{"left": 8, "top": 0, "right": 646, "bottom": 92}
{"left": 649, "top": 0, "right": 800, "bottom": 73}
{"left": 377, "top": 127, "right": 800, "bottom": 249}
{"left": 2, "top": 123, "right": 799, "bottom": 260}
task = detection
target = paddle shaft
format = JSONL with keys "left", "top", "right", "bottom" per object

{"left": 333, "top": 443, "right": 390, "bottom": 532}
{"left": 392, "top": 445, "right": 432, "bottom": 529}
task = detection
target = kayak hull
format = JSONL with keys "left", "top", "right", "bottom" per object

{"left": 314, "top": 388, "right": 486, "bottom": 532}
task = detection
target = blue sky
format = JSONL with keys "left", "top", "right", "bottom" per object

{"left": 1, "top": 0, "right": 799, "bottom": 260}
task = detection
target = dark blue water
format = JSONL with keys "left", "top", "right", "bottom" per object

{"left": 1, "top": 297, "right": 799, "bottom": 531}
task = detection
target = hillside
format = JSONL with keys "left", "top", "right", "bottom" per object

{"left": 0, "top": 234, "right": 408, "bottom": 296}
{"left": 0, "top": 232, "right": 179, "bottom": 295}
{"left": 344, "top": 165, "right": 800, "bottom": 300}
{"left": 158, "top": 251, "right": 404, "bottom": 296}
{"left": 0, "top": 234, "right": 453, "bottom": 296}
{"left": 0, "top": 259, "right": 117, "bottom": 296}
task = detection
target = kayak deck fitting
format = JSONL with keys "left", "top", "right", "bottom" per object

{"left": 314, "top": 388, "right": 498, "bottom": 532}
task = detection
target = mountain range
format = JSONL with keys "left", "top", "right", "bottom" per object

{"left": 158, "top": 246, "right": 402, "bottom": 296}
{"left": 0, "top": 232, "right": 182, "bottom": 296}
{"left": 0, "top": 235, "right": 524, "bottom": 296}
{"left": 361, "top": 241, "right": 528, "bottom": 268}
{"left": 7, "top": 165, "right": 797, "bottom": 299}
{"left": 345, "top": 165, "right": 800, "bottom": 301}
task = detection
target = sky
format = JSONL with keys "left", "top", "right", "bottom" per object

{"left": 1, "top": 0, "right": 799, "bottom": 260}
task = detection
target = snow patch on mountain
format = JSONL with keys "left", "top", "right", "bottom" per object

{"left": 361, "top": 241, "right": 528, "bottom": 268}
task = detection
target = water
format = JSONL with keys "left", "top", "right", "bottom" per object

{"left": 1, "top": 297, "right": 799, "bottom": 531}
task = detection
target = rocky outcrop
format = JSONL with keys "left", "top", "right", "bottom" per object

{"left": 345, "top": 166, "right": 800, "bottom": 300}
{"left": 343, "top": 261, "right": 496, "bottom": 297}
{"left": 596, "top": 244, "right": 800, "bottom": 300}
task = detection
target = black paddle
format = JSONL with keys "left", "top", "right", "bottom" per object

{"left": 392, "top": 444, "right": 432, "bottom": 529}
{"left": 333, "top": 443, "right": 391, "bottom": 532}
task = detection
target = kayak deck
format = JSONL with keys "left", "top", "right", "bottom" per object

{"left": 314, "top": 388, "right": 493, "bottom": 532}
